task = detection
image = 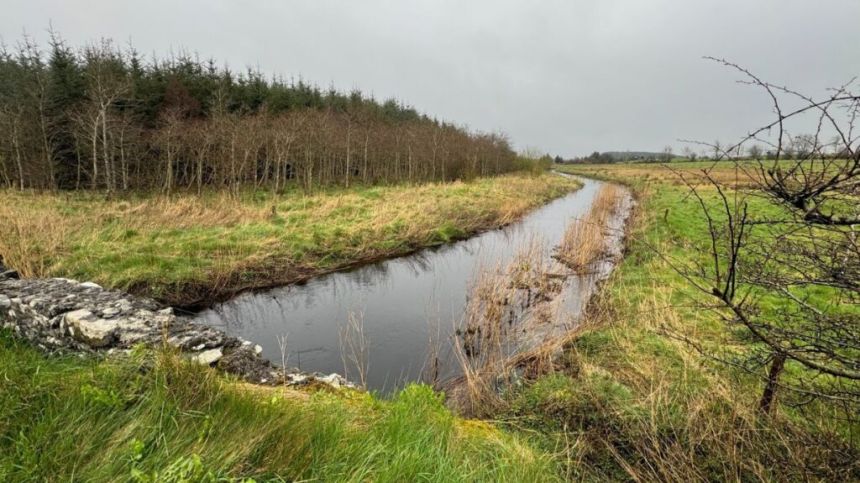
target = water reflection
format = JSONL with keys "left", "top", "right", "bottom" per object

{"left": 196, "top": 177, "right": 618, "bottom": 393}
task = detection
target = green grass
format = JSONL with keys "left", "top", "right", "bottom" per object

{"left": 0, "top": 173, "right": 578, "bottom": 305}
{"left": 486, "top": 163, "right": 860, "bottom": 481}
{"left": 4, "top": 163, "right": 858, "bottom": 480}
{"left": 0, "top": 331, "right": 561, "bottom": 482}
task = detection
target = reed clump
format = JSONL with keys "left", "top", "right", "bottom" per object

{"left": 451, "top": 236, "right": 574, "bottom": 415}
{"left": 451, "top": 184, "right": 629, "bottom": 416}
{"left": 555, "top": 183, "right": 624, "bottom": 273}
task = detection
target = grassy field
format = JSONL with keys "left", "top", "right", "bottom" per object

{"left": 0, "top": 173, "right": 577, "bottom": 306}
{"left": 3, "top": 162, "right": 858, "bottom": 481}
{"left": 562, "top": 159, "right": 775, "bottom": 187}
{"left": 0, "top": 331, "right": 561, "bottom": 482}
{"left": 504, "top": 162, "right": 859, "bottom": 480}
{"left": 0, "top": 172, "right": 580, "bottom": 481}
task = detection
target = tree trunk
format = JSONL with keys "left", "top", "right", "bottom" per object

{"left": 101, "top": 108, "right": 113, "bottom": 195}
{"left": 39, "top": 114, "right": 55, "bottom": 190}
{"left": 12, "top": 128, "right": 25, "bottom": 191}
{"left": 165, "top": 127, "right": 174, "bottom": 196}
{"left": 230, "top": 135, "right": 237, "bottom": 197}
{"left": 363, "top": 133, "right": 369, "bottom": 184}
{"left": 119, "top": 126, "right": 128, "bottom": 191}
{"left": 0, "top": 155, "right": 10, "bottom": 188}
{"left": 75, "top": 143, "right": 82, "bottom": 190}
{"left": 91, "top": 116, "right": 100, "bottom": 190}
{"left": 759, "top": 352, "right": 787, "bottom": 414}
{"left": 345, "top": 124, "right": 351, "bottom": 188}
{"left": 197, "top": 151, "right": 204, "bottom": 196}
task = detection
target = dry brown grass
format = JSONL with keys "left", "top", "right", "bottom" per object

{"left": 0, "top": 205, "right": 70, "bottom": 277}
{"left": 452, "top": 259, "right": 517, "bottom": 414}
{"left": 561, "top": 161, "right": 767, "bottom": 189}
{"left": 339, "top": 311, "right": 370, "bottom": 389}
{"left": 120, "top": 194, "right": 271, "bottom": 229}
{"left": 0, "top": 173, "right": 578, "bottom": 304}
{"left": 556, "top": 183, "right": 624, "bottom": 273}
{"left": 450, "top": 232, "right": 594, "bottom": 416}
{"left": 449, "top": 238, "right": 557, "bottom": 414}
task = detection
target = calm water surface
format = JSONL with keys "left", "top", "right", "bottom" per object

{"left": 196, "top": 176, "right": 621, "bottom": 392}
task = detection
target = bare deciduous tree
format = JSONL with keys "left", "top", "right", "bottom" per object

{"left": 0, "top": 33, "right": 527, "bottom": 193}
{"left": 747, "top": 144, "right": 763, "bottom": 160}
{"left": 662, "top": 145, "right": 674, "bottom": 162}
{"left": 667, "top": 59, "right": 860, "bottom": 416}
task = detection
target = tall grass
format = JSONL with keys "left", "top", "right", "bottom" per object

{"left": 0, "top": 206, "right": 69, "bottom": 277}
{"left": 504, "top": 285, "right": 859, "bottom": 481}
{"left": 340, "top": 311, "right": 370, "bottom": 389}
{"left": 452, "top": 257, "right": 518, "bottom": 415}
{"left": 0, "top": 330, "right": 561, "bottom": 482}
{"left": 0, "top": 173, "right": 578, "bottom": 305}
{"left": 508, "top": 163, "right": 860, "bottom": 481}
{"left": 450, "top": 237, "right": 569, "bottom": 415}
{"left": 556, "top": 183, "right": 623, "bottom": 273}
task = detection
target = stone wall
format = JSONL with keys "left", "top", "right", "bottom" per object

{"left": 0, "top": 274, "right": 351, "bottom": 388}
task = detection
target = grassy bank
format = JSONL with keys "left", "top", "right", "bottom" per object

{"left": 5, "top": 163, "right": 857, "bottom": 481}
{"left": 484, "top": 163, "right": 859, "bottom": 481}
{"left": 0, "top": 173, "right": 577, "bottom": 306}
{"left": 0, "top": 331, "right": 561, "bottom": 482}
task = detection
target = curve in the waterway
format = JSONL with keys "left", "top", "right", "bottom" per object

{"left": 195, "top": 176, "right": 631, "bottom": 392}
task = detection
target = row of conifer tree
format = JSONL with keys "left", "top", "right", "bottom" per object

{"left": 0, "top": 32, "right": 523, "bottom": 193}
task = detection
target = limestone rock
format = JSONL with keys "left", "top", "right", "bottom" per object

{"left": 193, "top": 348, "right": 223, "bottom": 366}
{"left": 65, "top": 309, "right": 119, "bottom": 347}
{"left": 101, "top": 307, "right": 120, "bottom": 318}
{"left": 0, "top": 276, "right": 354, "bottom": 390}
{"left": 217, "top": 345, "right": 280, "bottom": 383}
{"left": 318, "top": 373, "right": 345, "bottom": 388}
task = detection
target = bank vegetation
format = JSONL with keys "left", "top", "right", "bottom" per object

{"left": 0, "top": 174, "right": 577, "bottom": 306}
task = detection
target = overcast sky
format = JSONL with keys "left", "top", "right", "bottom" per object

{"left": 3, "top": 0, "right": 859, "bottom": 157}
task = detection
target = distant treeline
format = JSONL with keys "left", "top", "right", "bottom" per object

{"left": 565, "top": 138, "right": 847, "bottom": 165}
{"left": 0, "top": 33, "right": 521, "bottom": 193}
{"left": 563, "top": 150, "right": 680, "bottom": 164}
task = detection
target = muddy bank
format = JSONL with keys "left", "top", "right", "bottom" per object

{"left": 155, "top": 215, "right": 552, "bottom": 311}
{"left": 0, "top": 274, "right": 352, "bottom": 389}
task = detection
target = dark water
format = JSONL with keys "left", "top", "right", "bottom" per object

{"left": 195, "top": 176, "right": 627, "bottom": 392}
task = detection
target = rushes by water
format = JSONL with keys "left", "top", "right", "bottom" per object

{"left": 451, "top": 236, "right": 568, "bottom": 415}
{"left": 556, "top": 183, "right": 624, "bottom": 273}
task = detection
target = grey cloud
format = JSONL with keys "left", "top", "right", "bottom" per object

{"left": 3, "top": 0, "right": 858, "bottom": 156}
